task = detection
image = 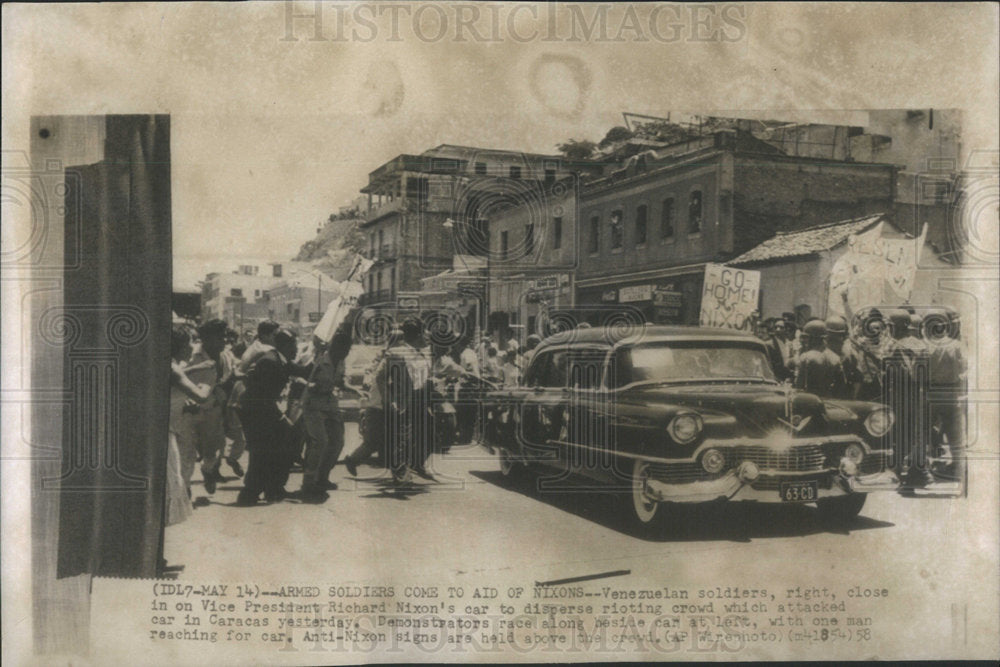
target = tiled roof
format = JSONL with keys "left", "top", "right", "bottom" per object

{"left": 729, "top": 214, "right": 885, "bottom": 265}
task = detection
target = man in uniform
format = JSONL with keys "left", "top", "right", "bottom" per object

{"left": 236, "top": 329, "right": 298, "bottom": 506}
{"left": 926, "top": 308, "right": 968, "bottom": 488}
{"left": 882, "top": 310, "right": 932, "bottom": 488}
{"left": 794, "top": 319, "right": 846, "bottom": 399}
{"left": 825, "top": 315, "right": 864, "bottom": 399}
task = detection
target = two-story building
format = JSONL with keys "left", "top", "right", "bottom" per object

{"left": 573, "top": 130, "right": 898, "bottom": 324}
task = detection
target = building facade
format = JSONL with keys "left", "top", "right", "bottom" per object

{"left": 358, "top": 144, "right": 583, "bottom": 307}
{"left": 573, "top": 130, "right": 897, "bottom": 324}
{"left": 486, "top": 177, "right": 578, "bottom": 341}
{"left": 200, "top": 264, "right": 284, "bottom": 326}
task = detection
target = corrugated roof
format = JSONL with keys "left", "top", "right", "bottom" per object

{"left": 729, "top": 214, "right": 885, "bottom": 265}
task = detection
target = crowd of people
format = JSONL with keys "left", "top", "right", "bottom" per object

{"left": 164, "top": 315, "right": 547, "bottom": 522}
{"left": 162, "top": 299, "right": 967, "bottom": 524}
{"left": 755, "top": 296, "right": 967, "bottom": 491}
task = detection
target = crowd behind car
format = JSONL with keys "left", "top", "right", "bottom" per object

{"left": 163, "top": 297, "right": 967, "bottom": 525}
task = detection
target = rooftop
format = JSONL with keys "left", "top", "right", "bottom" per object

{"left": 729, "top": 214, "right": 886, "bottom": 265}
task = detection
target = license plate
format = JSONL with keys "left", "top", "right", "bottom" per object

{"left": 780, "top": 480, "right": 818, "bottom": 502}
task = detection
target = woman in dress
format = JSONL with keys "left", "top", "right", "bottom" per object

{"left": 168, "top": 325, "right": 213, "bottom": 524}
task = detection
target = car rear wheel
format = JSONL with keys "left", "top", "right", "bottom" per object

{"left": 815, "top": 493, "right": 867, "bottom": 524}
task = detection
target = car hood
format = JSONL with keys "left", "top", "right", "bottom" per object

{"left": 626, "top": 383, "right": 827, "bottom": 437}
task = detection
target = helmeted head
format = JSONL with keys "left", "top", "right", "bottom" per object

{"left": 801, "top": 318, "right": 827, "bottom": 349}
{"left": 825, "top": 315, "right": 848, "bottom": 348}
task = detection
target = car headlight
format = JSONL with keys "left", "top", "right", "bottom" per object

{"left": 701, "top": 448, "right": 726, "bottom": 474}
{"left": 668, "top": 413, "right": 703, "bottom": 444}
{"left": 864, "top": 407, "right": 894, "bottom": 437}
{"left": 844, "top": 443, "right": 865, "bottom": 464}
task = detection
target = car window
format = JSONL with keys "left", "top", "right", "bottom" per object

{"left": 567, "top": 349, "right": 606, "bottom": 390}
{"left": 624, "top": 342, "right": 776, "bottom": 383}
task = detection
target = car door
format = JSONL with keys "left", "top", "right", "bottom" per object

{"left": 565, "top": 346, "right": 615, "bottom": 481}
{"left": 516, "top": 347, "right": 570, "bottom": 469}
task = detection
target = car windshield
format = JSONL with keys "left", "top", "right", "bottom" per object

{"left": 614, "top": 341, "right": 777, "bottom": 386}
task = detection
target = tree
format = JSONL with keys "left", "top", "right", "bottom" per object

{"left": 598, "top": 125, "right": 634, "bottom": 149}
{"left": 556, "top": 139, "right": 597, "bottom": 161}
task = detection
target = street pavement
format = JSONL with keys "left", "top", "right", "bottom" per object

{"left": 164, "top": 422, "right": 990, "bottom": 591}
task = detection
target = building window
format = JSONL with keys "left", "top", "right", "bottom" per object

{"left": 377, "top": 229, "right": 384, "bottom": 255}
{"left": 610, "top": 209, "right": 623, "bottom": 250}
{"left": 524, "top": 223, "right": 534, "bottom": 256}
{"left": 688, "top": 190, "right": 702, "bottom": 234}
{"left": 661, "top": 197, "right": 675, "bottom": 239}
{"left": 368, "top": 274, "right": 374, "bottom": 293}
{"left": 544, "top": 168, "right": 556, "bottom": 183}
{"left": 254, "top": 289, "right": 261, "bottom": 297}
{"left": 376, "top": 271, "right": 382, "bottom": 293}
{"left": 475, "top": 162, "right": 487, "bottom": 175}
{"left": 635, "top": 204, "right": 648, "bottom": 246}
{"left": 553, "top": 216, "right": 563, "bottom": 250}
{"left": 230, "top": 288, "right": 243, "bottom": 297}
{"left": 589, "top": 216, "right": 600, "bottom": 254}
{"left": 509, "top": 165, "right": 521, "bottom": 179}
{"left": 390, "top": 267, "right": 396, "bottom": 295}
{"left": 501, "top": 230, "right": 509, "bottom": 260}
{"left": 369, "top": 233, "right": 376, "bottom": 257}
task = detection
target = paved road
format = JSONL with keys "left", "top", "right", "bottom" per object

{"left": 165, "top": 423, "right": 987, "bottom": 587}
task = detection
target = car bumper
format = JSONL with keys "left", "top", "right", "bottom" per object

{"left": 644, "top": 469, "right": 901, "bottom": 504}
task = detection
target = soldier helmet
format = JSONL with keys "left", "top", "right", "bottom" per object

{"left": 825, "top": 315, "right": 848, "bottom": 335}
{"left": 802, "top": 319, "right": 827, "bottom": 337}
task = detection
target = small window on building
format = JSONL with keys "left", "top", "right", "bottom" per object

{"left": 544, "top": 168, "right": 556, "bottom": 183}
{"left": 475, "top": 162, "right": 487, "bottom": 175}
{"left": 610, "top": 209, "right": 624, "bottom": 250}
{"left": 376, "top": 271, "right": 382, "bottom": 293}
{"left": 524, "top": 223, "right": 534, "bottom": 256}
{"left": 509, "top": 165, "right": 521, "bottom": 179}
{"left": 553, "top": 216, "right": 563, "bottom": 250}
{"left": 390, "top": 267, "right": 396, "bottom": 294}
{"left": 501, "top": 230, "right": 509, "bottom": 260}
{"left": 661, "top": 197, "right": 675, "bottom": 239}
{"left": 255, "top": 289, "right": 261, "bottom": 298}
{"left": 369, "top": 233, "right": 376, "bottom": 256}
{"left": 230, "top": 288, "right": 243, "bottom": 297}
{"left": 589, "top": 216, "right": 600, "bottom": 254}
{"left": 378, "top": 230, "right": 384, "bottom": 253}
{"left": 688, "top": 190, "right": 702, "bottom": 234}
{"left": 635, "top": 204, "right": 648, "bottom": 246}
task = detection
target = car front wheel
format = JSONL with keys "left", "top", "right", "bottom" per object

{"left": 627, "top": 459, "right": 672, "bottom": 533}
{"left": 815, "top": 493, "right": 867, "bottom": 524}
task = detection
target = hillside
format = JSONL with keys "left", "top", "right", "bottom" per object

{"left": 293, "top": 216, "right": 367, "bottom": 280}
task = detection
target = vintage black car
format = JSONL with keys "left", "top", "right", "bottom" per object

{"left": 483, "top": 325, "right": 899, "bottom": 532}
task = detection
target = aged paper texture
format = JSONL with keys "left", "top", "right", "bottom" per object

{"left": 2, "top": 2, "right": 998, "bottom": 664}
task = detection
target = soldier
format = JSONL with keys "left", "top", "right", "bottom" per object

{"left": 926, "top": 308, "right": 968, "bottom": 487}
{"left": 794, "top": 319, "right": 846, "bottom": 399}
{"left": 825, "top": 315, "right": 864, "bottom": 399}
{"left": 882, "top": 310, "right": 932, "bottom": 488}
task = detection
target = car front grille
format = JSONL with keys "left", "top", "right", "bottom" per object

{"left": 727, "top": 445, "right": 827, "bottom": 472}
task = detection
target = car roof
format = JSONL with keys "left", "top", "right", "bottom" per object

{"left": 535, "top": 324, "right": 764, "bottom": 351}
